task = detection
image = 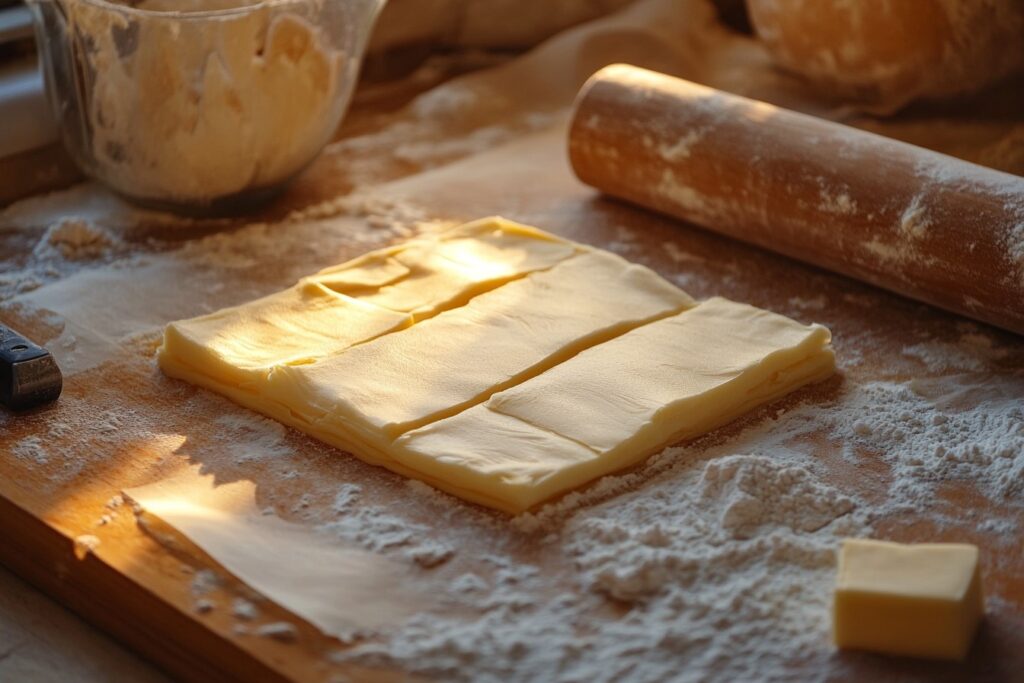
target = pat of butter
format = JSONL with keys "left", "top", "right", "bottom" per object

{"left": 833, "top": 539, "right": 984, "bottom": 661}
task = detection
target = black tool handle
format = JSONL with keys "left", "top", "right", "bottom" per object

{"left": 0, "top": 322, "right": 63, "bottom": 411}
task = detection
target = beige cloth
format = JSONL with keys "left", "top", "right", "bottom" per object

{"left": 370, "top": 0, "right": 1024, "bottom": 175}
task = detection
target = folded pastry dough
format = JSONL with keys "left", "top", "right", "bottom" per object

{"left": 394, "top": 297, "right": 835, "bottom": 511}
{"left": 161, "top": 283, "right": 412, "bottom": 392}
{"left": 159, "top": 217, "right": 835, "bottom": 513}
{"left": 160, "top": 218, "right": 576, "bottom": 394}
{"left": 268, "top": 250, "right": 693, "bottom": 450}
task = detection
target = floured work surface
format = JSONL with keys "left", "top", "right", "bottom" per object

{"left": 158, "top": 217, "right": 834, "bottom": 513}
{"left": 1, "top": 1, "right": 1023, "bottom": 682}
{"left": 2, "top": 156, "right": 1021, "bottom": 683}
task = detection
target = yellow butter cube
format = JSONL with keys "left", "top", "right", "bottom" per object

{"left": 833, "top": 539, "right": 984, "bottom": 661}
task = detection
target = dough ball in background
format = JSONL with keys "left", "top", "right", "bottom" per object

{"left": 746, "top": 0, "right": 1024, "bottom": 107}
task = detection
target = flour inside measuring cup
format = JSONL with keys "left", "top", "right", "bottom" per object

{"left": 65, "top": 0, "right": 346, "bottom": 204}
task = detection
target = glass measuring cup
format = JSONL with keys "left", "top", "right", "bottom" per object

{"left": 28, "top": 0, "right": 385, "bottom": 214}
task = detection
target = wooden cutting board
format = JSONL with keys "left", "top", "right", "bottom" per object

{"left": 1, "top": 91, "right": 1022, "bottom": 683}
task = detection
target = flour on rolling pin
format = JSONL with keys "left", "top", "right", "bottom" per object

{"left": 569, "top": 64, "right": 1024, "bottom": 335}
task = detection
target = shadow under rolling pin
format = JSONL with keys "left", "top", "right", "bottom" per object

{"left": 568, "top": 64, "right": 1024, "bottom": 336}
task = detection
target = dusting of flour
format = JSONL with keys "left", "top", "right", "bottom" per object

{"left": 337, "top": 445, "right": 850, "bottom": 682}
{"left": 4, "top": 187, "right": 1022, "bottom": 680}
{"left": 334, "top": 362, "right": 1023, "bottom": 682}
{"left": 320, "top": 482, "right": 456, "bottom": 569}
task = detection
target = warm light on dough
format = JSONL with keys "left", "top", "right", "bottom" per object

{"left": 161, "top": 283, "right": 412, "bottom": 391}
{"left": 160, "top": 217, "right": 578, "bottom": 389}
{"left": 310, "top": 218, "right": 578, "bottom": 318}
{"left": 159, "top": 217, "right": 835, "bottom": 512}
{"left": 269, "top": 249, "right": 693, "bottom": 447}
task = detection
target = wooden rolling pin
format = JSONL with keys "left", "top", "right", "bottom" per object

{"left": 569, "top": 64, "right": 1024, "bottom": 336}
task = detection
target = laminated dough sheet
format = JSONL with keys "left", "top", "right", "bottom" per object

{"left": 161, "top": 217, "right": 579, "bottom": 391}
{"left": 159, "top": 217, "right": 834, "bottom": 512}
{"left": 395, "top": 297, "right": 835, "bottom": 510}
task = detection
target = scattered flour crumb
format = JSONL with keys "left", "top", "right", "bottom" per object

{"left": 1006, "top": 220, "right": 1024, "bottom": 283}
{"left": 450, "top": 573, "right": 488, "bottom": 594}
{"left": 817, "top": 187, "right": 857, "bottom": 215}
{"left": 699, "top": 455, "right": 855, "bottom": 540}
{"left": 662, "top": 241, "right": 703, "bottom": 265}
{"left": 320, "top": 502, "right": 455, "bottom": 568}
{"left": 658, "top": 128, "right": 706, "bottom": 162}
{"left": 902, "top": 332, "right": 1009, "bottom": 373}
{"left": 848, "top": 377, "right": 1024, "bottom": 501}
{"left": 73, "top": 534, "right": 101, "bottom": 559}
{"left": 12, "top": 436, "right": 48, "bottom": 465}
{"left": 899, "top": 195, "right": 931, "bottom": 240}
{"left": 291, "top": 493, "right": 314, "bottom": 514}
{"left": 861, "top": 237, "right": 906, "bottom": 264}
{"left": 212, "top": 413, "right": 293, "bottom": 464}
{"left": 332, "top": 484, "right": 362, "bottom": 513}
{"left": 232, "top": 598, "right": 259, "bottom": 621}
{"left": 405, "top": 478, "right": 458, "bottom": 507}
{"left": 191, "top": 569, "right": 221, "bottom": 596}
{"left": 255, "top": 621, "right": 299, "bottom": 642}
{"left": 408, "top": 542, "right": 455, "bottom": 569}
{"left": 902, "top": 342, "right": 987, "bottom": 372}
{"left": 394, "top": 126, "right": 510, "bottom": 167}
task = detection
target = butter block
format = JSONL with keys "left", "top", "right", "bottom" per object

{"left": 268, "top": 250, "right": 692, "bottom": 446}
{"left": 833, "top": 539, "right": 984, "bottom": 661}
{"left": 159, "top": 283, "right": 412, "bottom": 390}
{"left": 394, "top": 297, "right": 834, "bottom": 512}
{"left": 159, "top": 216, "right": 576, "bottom": 387}
{"left": 484, "top": 296, "right": 834, "bottom": 456}
{"left": 159, "top": 217, "right": 836, "bottom": 513}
